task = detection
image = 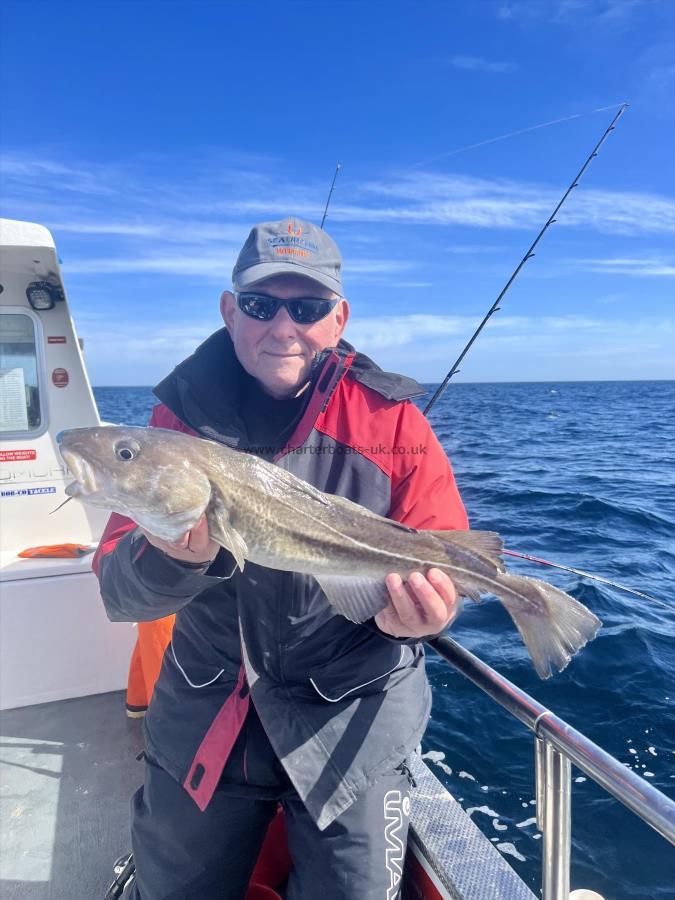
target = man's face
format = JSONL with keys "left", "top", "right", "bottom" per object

{"left": 220, "top": 274, "right": 349, "bottom": 399}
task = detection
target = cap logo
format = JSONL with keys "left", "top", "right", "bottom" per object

{"left": 267, "top": 225, "right": 318, "bottom": 259}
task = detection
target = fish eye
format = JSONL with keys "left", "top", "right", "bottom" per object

{"left": 114, "top": 440, "right": 142, "bottom": 462}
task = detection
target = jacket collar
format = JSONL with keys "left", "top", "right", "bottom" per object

{"left": 154, "top": 328, "right": 426, "bottom": 444}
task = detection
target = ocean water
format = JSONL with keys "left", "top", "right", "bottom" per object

{"left": 94, "top": 380, "right": 675, "bottom": 900}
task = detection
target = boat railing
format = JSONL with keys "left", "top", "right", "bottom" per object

{"left": 427, "top": 635, "right": 675, "bottom": 900}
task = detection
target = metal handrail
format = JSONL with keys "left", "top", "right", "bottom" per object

{"left": 427, "top": 635, "right": 675, "bottom": 900}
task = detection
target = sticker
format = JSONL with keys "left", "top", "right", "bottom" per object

{"left": 48, "top": 336, "right": 67, "bottom": 344}
{"left": 52, "top": 368, "right": 69, "bottom": 388}
{"left": 1, "top": 486, "right": 57, "bottom": 498}
{"left": 0, "top": 449, "right": 37, "bottom": 462}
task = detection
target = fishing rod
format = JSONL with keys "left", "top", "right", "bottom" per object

{"left": 320, "top": 162, "right": 341, "bottom": 229}
{"left": 416, "top": 102, "right": 665, "bottom": 608}
{"left": 423, "top": 102, "right": 629, "bottom": 417}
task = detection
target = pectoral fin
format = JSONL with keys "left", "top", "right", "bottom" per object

{"left": 315, "top": 575, "right": 391, "bottom": 624}
{"left": 206, "top": 491, "right": 248, "bottom": 571}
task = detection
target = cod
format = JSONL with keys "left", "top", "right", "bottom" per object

{"left": 58, "top": 425, "right": 601, "bottom": 679}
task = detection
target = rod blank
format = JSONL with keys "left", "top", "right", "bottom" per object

{"left": 424, "top": 103, "right": 628, "bottom": 416}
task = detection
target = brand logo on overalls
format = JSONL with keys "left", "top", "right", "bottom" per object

{"left": 384, "top": 790, "right": 409, "bottom": 899}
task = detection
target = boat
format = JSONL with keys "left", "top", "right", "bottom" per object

{"left": 1, "top": 219, "right": 673, "bottom": 900}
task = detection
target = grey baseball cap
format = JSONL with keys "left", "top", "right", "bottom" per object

{"left": 232, "top": 217, "right": 343, "bottom": 295}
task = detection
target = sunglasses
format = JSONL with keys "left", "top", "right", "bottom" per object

{"left": 236, "top": 292, "right": 338, "bottom": 325}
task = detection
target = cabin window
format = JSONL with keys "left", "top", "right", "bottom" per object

{"left": 0, "top": 313, "right": 43, "bottom": 434}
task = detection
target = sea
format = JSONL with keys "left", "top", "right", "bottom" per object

{"left": 94, "top": 380, "right": 675, "bottom": 900}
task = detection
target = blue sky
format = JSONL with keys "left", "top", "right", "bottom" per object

{"left": 1, "top": 0, "right": 673, "bottom": 385}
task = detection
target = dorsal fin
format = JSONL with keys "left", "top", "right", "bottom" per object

{"left": 427, "top": 529, "right": 505, "bottom": 571}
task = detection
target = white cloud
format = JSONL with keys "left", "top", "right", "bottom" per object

{"left": 79, "top": 317, "right": 221, "bottom": 386}
{"left": 445, "top": 244, "right": 505, "bottom": 254}
{"left": 52, "top": 222, "right": 163, "bottom": 237}
{"left": 50, "top": 220, "right": 247, "bottom": 243}
{"left": 63, "top": 252, "right": 410, "bottom": 280}
{"left": 78, "top": 310, "right": 674, "bottom": 385}
{"left": 63, "top": 252, "right": 235, "bottom": 278}
{"left": 571, "top": 257, "right": 675, "bottom": 277}
{"left": 348, "top": 173, "right": 675, "bottom": 235}
{"left": 347, "top": 313, "right": 613, "bottom": 352}
{"left": 346, "top": 259, "right": 413, "bottom": 275}
{"left": 0, "top": 155, "right": 122, "bottom": 197}
{"left": 4, "top": 151, "right": 675, "bottom": 249}
{"left": 346, "top": 313, "right": 674, "bottom": 382}
{"left": 496, "top": 0, "right": 644, "bottom": 26}
{"left": 449, "top": 56, "right": 517, "bottom": 74}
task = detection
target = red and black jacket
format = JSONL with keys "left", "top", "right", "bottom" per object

{"left": 94, "top": 329, "right": 468, "bottom": 830}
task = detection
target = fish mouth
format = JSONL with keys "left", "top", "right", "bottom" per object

{"left": 61, "top": 449, "right": 100, "bottom": 497}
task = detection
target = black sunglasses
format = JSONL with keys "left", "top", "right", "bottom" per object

{"left": 236, "top": 292, "right": 338, "bottom": 325}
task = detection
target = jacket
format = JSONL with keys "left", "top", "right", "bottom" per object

{"left": 94, "top": 329, "right": 468, "bottom": 830}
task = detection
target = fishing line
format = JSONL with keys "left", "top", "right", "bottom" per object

{"left": 50, "top": 496, "right": 73, "bottom": 514}
{"left": 409, "top": 103, "right": 627, "bottom": 169}
{"left": 502, "top": 549, "right": 670, "bottom": 611}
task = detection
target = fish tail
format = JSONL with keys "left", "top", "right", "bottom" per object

{"left": 493, "top": 573, "right": 602, "bottom": 679}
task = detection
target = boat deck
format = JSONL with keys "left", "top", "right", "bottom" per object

{"left": 1, "top": 691, "right": 143, "bottom": 899}
{"left": 1, "top": 691, "right": 535, "bottom": 900}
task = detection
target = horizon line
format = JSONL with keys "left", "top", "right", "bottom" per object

{"left": 92, "top": 377, "right": 675, "bottom": 389}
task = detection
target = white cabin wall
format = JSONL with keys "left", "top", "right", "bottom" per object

{"left": 0, "top": 229, "right": 110, "bottom": 552}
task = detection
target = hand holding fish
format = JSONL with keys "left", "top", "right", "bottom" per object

{"left": 140, "top": 514, "right": 219, "bottom": 565}
{"left": 377, "top": 569, "right": 462, "bottom": 638}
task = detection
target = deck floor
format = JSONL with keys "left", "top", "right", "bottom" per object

{"left": 1, "top": 691, "right": 535, "bottom": 900}
{"left": 1, "top": 690, "right": 143, "bottom": 900}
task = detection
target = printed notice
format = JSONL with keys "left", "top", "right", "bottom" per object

{"left": 0, "top": 368, "right": 29, "bottom": 432}
{"left": 0, "top": 449, "right": 37, "bottom": 462}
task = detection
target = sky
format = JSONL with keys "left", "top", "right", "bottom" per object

{"left": 1, "top": 0, "right": 674, "bottom": 386}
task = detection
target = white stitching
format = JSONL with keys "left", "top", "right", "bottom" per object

{"left": 220, "top": 559, "right": 239, "bottom": 580}
{"left": 309, "top": 646, "right": 406, "bottom": 703}
{"left": 170, "top": 640, "right": 225, "bottom": 689}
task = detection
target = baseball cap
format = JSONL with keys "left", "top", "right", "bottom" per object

{"left": 232, "top": 217, "right": 343, "bottom": 295}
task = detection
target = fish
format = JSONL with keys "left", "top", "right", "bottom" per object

{"left": 58, "top": 425, "right": 601, "bottom": 678}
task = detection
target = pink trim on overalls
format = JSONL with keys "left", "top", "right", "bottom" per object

{"left": 183, "top": 664, "right": 249, "bottom": 811}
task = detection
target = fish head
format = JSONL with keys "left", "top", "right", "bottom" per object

{"left": 58, "top": 425, "right": 213, "bottom": 540}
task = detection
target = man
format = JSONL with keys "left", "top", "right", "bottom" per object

{"left": 95, "top": 218, "right": 468, "bottom": 899}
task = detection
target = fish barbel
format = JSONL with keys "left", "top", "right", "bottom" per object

{"left": 58, "top": 425, "right": 601, "bottom": 678}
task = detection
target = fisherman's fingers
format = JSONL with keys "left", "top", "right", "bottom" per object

{"left": 406, "top": 570, "right": 458, "bottom": 631}
{"left": 141, "top": 515, "right": 217, "bottom": 563}
{"left": 378, "top": 571, "right": 452, "bottom": 637}
{"left": 427, "top": 569, "right": 463, "bottom": 626}
{"left": 186, "top": 515, "right": 218, "bottom": 556}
